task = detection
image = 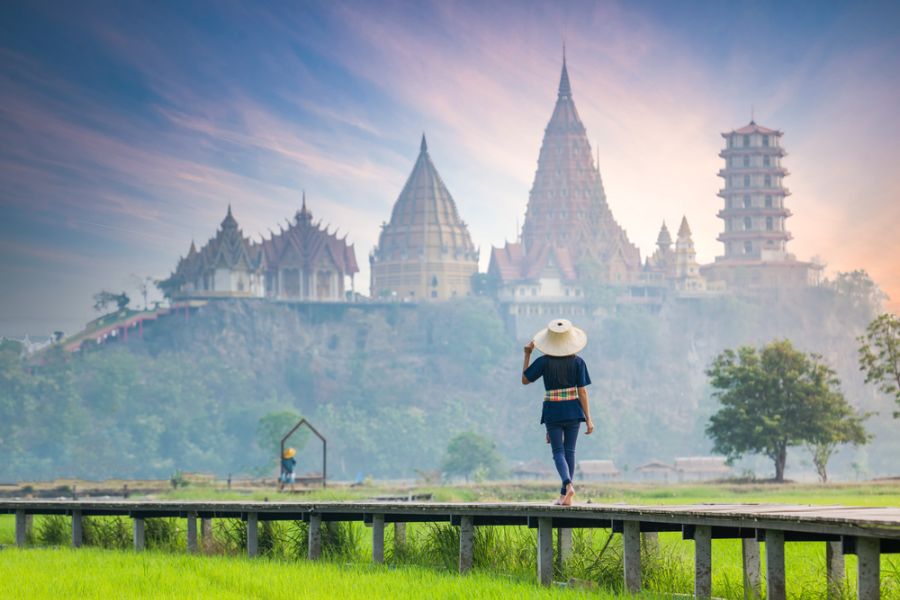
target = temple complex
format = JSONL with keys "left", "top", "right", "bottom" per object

{"left": 701, "top": 121, "right": 821, "bottom": 288}
{"left": 161, "top": 199, "right": 358, "bottom": 302}
{"left": 160, "top": 206, "right": 265, "bottom": 298}
{"left": 369, "top": 135, "right": 479, "bottom": 300}
{"left": 259, "top": 195, "right": 359, "bottom": 301}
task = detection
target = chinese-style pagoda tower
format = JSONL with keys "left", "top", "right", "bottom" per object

{"left": 702, "top": 121, "right": 820, "bottom": 288}
{"left": 370, "top": 135, "right": 479, "bottom": 300}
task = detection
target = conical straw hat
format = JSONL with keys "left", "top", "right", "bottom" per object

{"left": 532, "top": 318, "right": 587, "bottom": 357}
{"left": 283, "top": 447, "right": 297, "bottom": 459}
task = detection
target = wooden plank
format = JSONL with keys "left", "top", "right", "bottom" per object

{"left": 856, "top": 537, "right": 880, "bottom": 600}
{"left": 372, "top": 514, "right": 385, "bottom": 564}
{"left": 765, "top": 530, "right": 786, "bottom": 600}
{"left": 622, "top": 521, "right": 642, "bottom": 594}
{"left": 742, "top": 537, "right": 761, "bottom": 600}
{"left": 694, "top": 525, "right": 712, "bottom": 599}
{"left": 537, "top": 517, "right": 553, "bottom": 586}
{"left": 459, "top": 515, "right": 474, "bottom": 574}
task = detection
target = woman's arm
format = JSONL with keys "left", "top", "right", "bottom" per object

{"left": 578, "top": 387, "right": 594, "bottom": 434}
{"left": 521, "top": 341, "right": 535, "bottom": 385}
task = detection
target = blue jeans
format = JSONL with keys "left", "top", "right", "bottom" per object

{"left": 546, "top": 420, "right": 580, "bottom": 495}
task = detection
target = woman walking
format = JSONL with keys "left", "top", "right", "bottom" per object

{"left": 522, "top": 319, "right": 594, "bottom": 506}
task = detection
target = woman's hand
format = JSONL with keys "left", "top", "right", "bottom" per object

{"left": 523, "top": 340, "right": 535, "bottom": 354}
{"left": 585, "top": 419, "right": 594, "bottom": 435}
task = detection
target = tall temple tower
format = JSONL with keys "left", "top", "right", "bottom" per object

{"left": 370, "top": 135, "right": 479, "bottom": 300}
{"left": 489, "top": 55, "right": 642, "bottom": 334}
{"left": 702, "top": 121, "right": 820, "bottom": 288}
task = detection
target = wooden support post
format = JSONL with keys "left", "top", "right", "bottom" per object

{"left": 622, "top": 520, "right": 642, "bottom": 594}
{"left": 15, "top": 510, "right": 27, "bottom": 547}
{"left": 246, "top": 512, "right": 258, "bottom": 557}
{"left": 133, "top": 517, "right": 145, "bottom": 551}
{"left": 186, "top": 512, "right": 198, "bottom": 554}
{"left": 537, "top": 517, "right": 553, "bottom": 586}
{"left": 308, "top": 513, "right": 322, "bottom": 560}
{"left": 372, "top": 514, "right": 385, "bottom": 564}
{"left": 394, "top": 522, "right": 406, "bottom": 555}
{"left": 694, "top": 525, "right": 712, "bottom": 599}
{"left": 642, "top": 531, "right": 659, "bottom": 554}
{"left": 742, "top": 537, "right": 761, "bottom": 600}
{"left": 826, "top": 540, "right": 844, "bottom": 599}
{"left": 556, "top": 527, "right": 572, "bottom": 571}
{"left": 856, "top": 537, "right": 880, "bottom": 600}
{"left": 71, "top": 510, "right": 83, "bottom": 548}
{"left": 459, "top": 516, "right": 474, "bottom": 574}
{"left": 201, "top": 518, "right": 212, "bottom": 552}
{"left": 765, "top": 530, "right": 786, "bottom": 600}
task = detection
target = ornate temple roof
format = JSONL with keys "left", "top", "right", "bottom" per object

{"left": 725, "top": 121, "right": 782, "bottom": 137}
{"left": 171, "top": 205, "right": 263, "bottom": 282}
{"left": 489, "top": 242, "right": 578, "bottom": 283}
{"left": 260, "top": 195, "right": 359, "bottom": 275}
{"left": 500, "top": 56, "right": 641, "bottom": 280}
{"left": 656, "top": 221, "right": 673, "bottom": 249}
{"left": 372, "top": 135, "right": 478, "bottom": 262}
{"left": 677, "top": 215, "right": 692, "bottom": 239}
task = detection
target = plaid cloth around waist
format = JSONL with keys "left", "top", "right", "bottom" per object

{"left": 544, "top": 387, "right": 579, "bottom": 402}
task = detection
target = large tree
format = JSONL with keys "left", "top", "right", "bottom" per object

{"left": 441, "top": 431, "right": 505, "bottom": 481}
{"left": 858, "top": 312, "right": 900, "bottom": 417}
{"left": 705, "top": 340, "right": 869, "bottom": 482}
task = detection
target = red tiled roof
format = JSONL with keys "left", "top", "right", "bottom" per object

{"left": 489, "top": 242, "right": 578, "bottom": 283}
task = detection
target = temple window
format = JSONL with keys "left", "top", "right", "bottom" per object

{"left": 743, "top": 217, "right": 752, "bottom": 230}
{"left": 743, "top": 156, "right": 750, "bottom": 167}
{"left": 743, "top": 195, "right": 751, "bottom": 208}
{"left": 743, "top": 135, "right": 750, "bottom": 147}
{"left": 764, "top": 175, "right": 772, "bottom": 186}
{"left": 744, "top": 241, "right": 753, "bottom": 254}
{"left": 762, "top": 135, "right": 769, "bottom": 147}
{"left": 765, "top": 195, "right": 773, "bottom": 207}
{"left": 763, "top": 155, "right": 770, "bottom": 167}
{"left": 766, "top": 217, "right": 774, "bottom": 231}
{"left": 743, "top": 175, "right": 750, "bottom": 187}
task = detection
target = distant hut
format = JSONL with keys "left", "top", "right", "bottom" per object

{"left": 576, "top": 460, "right": 621, "bottom": 481}
{"left": 635, "top": 460, "right": 674, "bottom": 482}
{"left": 511, "top": 460, "right": 555, "bottom": 480}
{"left": 674, "top": 456, "right": 731, "bottom": 482}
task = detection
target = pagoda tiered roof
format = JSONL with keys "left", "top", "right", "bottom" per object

{"left": 171, "top": 206, "right": 263, "bottom": 281}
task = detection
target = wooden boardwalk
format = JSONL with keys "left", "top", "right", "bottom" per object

{"left": 3, "top": 500, "right": 898, "bottom": 599}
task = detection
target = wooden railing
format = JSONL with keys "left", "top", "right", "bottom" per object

{"left": 3, "top": 500, "right": 898, "bottom": 599}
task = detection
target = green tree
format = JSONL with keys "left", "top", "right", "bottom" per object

{"left": 440, "top": 431, "right": 505, "bottom": 481}
{"left": 858, "top": 312, "right": 900, "bottom": 417}
{"left": 256, "top": 411, "right": 309, "bottom": 467}
{"left": 93, "top": 290, "right": 130, "bottom": 313}
{"left": 705, "top": 340, "right": 869, "bottom": 482}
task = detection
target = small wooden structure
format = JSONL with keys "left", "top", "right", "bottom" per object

{"left": 280, "top": 419, "right": 327, "bottom": 488}
{"left": 2, "top": 499, "right": 897, "bottom": 599}
{"left": 576, "top": 460, "right": 621, "bottom": 480}
{"left": 635, "top": 460, "right": 674, "bottom": 482}
{"left": 674, "top": 456, "right": 731, "bottom": 482}
{"left": 510, "top": 460, "right": 554, "bottom": 480}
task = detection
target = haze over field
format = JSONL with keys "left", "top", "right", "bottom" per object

{"left": 2, "top": 1, "right": 900, "bottom": 337}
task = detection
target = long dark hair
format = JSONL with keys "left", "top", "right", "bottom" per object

{"left": 544, "top": 355, "right": 576, "bottom": 386}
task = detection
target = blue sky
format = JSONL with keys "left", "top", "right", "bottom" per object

{"left": 2, "top": 0, "right": 899, "bottom": 336}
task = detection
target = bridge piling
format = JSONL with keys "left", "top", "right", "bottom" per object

{"left": 133, "top": 517, "right": 145, "bottom": 551}
{"left": 459, "top": 516, "right": 474, "bottom": 574}
{"left": 71, "top": 509, "right": 83, "bottom": 548}
{"left": 556, "top": 527, "right": 572, "bottom": 571}
{"left": 394, "top": 522, "right": 406, "bottom": 555}
{"left": 826, "top": 540, "right": 844, "bottom": 599}
{"left": 765, "top": 529, "right": 786, "bottom": 600}
{"left": 694, "top": 525, "right": 712, "bottom": 598}
{"left": 246, "top": 512, "right": 258, "bottom": 557}
{"left": 622, "top": 520, "right": 642, "bottom": 593}
{"left": 15, "top": 510, "right": 26, "bottom": 547}
{"left": 741, "top": 537, "right": 761, "bottom": 599}
{"left": 186, "top": 512, "right": 198, "bottom": 553}
{"left": 537, "top": 517, "right": 553, "bottom": 586}
{"left": 857, "top": 537, "right": 880, "bottom": 600}
{"left": 372, "top": 514, "right": 385, "bottom": 563}
{"left": 308, "top": 513, "right": 322, "bottom": 560}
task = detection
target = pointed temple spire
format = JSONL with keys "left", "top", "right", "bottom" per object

{"left": 420, "top": 133, "right": 428, "bottom": 154}
{"left": 558, "top": 50, "right": 572, "bottom": 99}
{"left": 678, "top": 215, "right": 692, "bottom": 239}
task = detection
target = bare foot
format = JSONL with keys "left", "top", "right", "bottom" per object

{"left": 552, "top": 496, "right": 565, "bottom": 506}
{"left": 562, "top": 483, "right": 575, "bottom": 506}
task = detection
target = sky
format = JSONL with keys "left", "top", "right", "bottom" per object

{"left": 1, "top": 0, "right": 899, "bottom": 337}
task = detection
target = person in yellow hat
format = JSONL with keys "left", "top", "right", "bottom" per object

{"left": 522, "top": 318, "right": 594, "bottom": 506}
{"left": 279, "top": 447, "right": 297, "bottom": 491}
